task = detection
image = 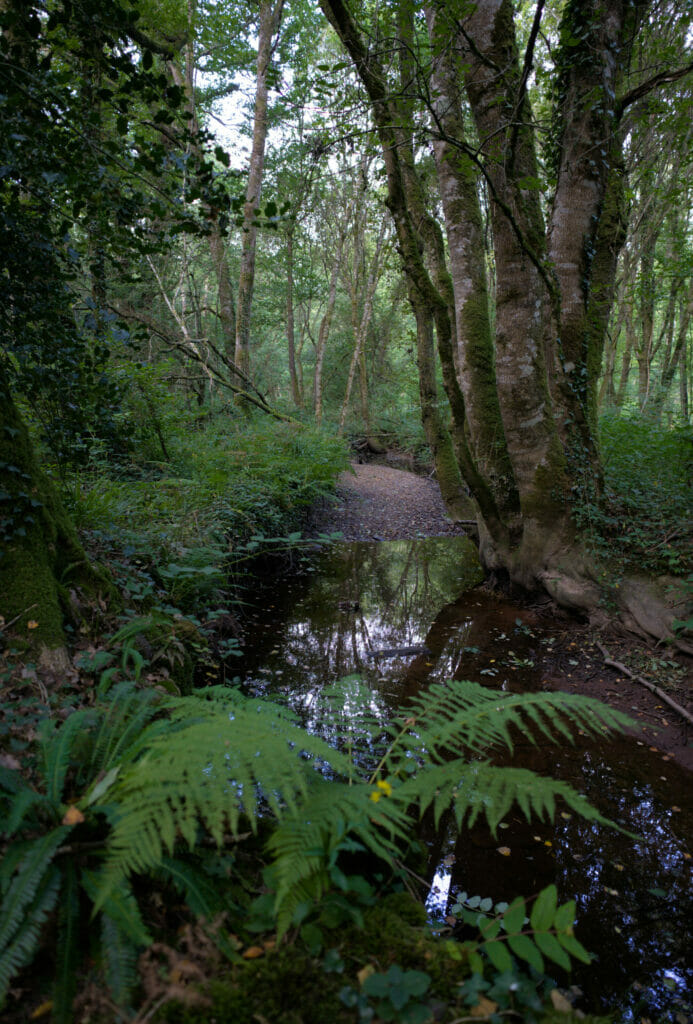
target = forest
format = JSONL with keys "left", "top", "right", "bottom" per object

{"left": 1, "top": 0, "right": 692, "bottom": 1021}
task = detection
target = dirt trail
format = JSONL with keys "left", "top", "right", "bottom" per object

{"left": 311, "top": 462, "right": 465, "bottom": 541}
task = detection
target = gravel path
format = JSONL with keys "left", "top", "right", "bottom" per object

{"left": 310, "top": 463, "right": 465, "bottom": 541}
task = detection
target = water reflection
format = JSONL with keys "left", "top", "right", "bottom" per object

{"left": 237, "top": 538, "right": 693, "bottom": 1022}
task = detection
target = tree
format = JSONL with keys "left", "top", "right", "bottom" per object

{"left": 234, "top": 0, "right": 285, "bottom": 378}
{"left": 318, "top": 0, "right": 693, "bottom": 644}
{"left": 0, "top": 0, "right": 226, "bottom": 664}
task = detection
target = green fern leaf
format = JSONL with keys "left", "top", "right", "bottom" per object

{"left": 81, "top": 872, "right": 151, "bottom": 948}
{"left": 156, "top": 856, "right": 222, "bottom": 919}
{"left": 1, "top": 786, "right": 52, "bottom": 837}
{"left": 389, "top": 681, "right": 632, "bottom": 765}
{"left": 89, "top": 682, "right": 162, "bottom": 774}
{"left": 95, "top": 692, "right": 351, "bottom": 907}
{"left": 52, "top": 861, "right": 80, "bottom": 1024}
{"left": 0, "top": 864, "right": 61, "bottom": 1000}
{"left": 267, "top": 778, "right": 409, "bottom": 933}
{"left": 41, "top": 713, "right": 93, "bottom": 805}
{"left": 101, "top": 912, "right": 138, "bottom": 1009}
{"left": 0, "top": 827, "right": 67, "bottom": 953}
{"left": 394, "top": 759, "right": 618, "bottom": 834}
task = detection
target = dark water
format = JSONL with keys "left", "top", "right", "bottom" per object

{"left": 236, "top": 538, "right": 693, "bottom": 1023}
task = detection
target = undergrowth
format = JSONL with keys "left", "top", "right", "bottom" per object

{"left": 59, "top": 409, "right": 349, "bottom": 615}
{"left": 0, "top": 672, "right": 630, "bottom": 1022}
{"left": 574, "top": 412, "right": 692, "bottom": 576}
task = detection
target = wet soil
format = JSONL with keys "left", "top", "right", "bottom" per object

{"left": 311, "top": 463, "right": 693, "bottom": 772}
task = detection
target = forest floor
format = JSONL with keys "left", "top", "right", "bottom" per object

{"left": 311, "top": 462, "right": 693, "bottom": 772}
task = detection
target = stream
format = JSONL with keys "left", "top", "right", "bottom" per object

{"left": 235, "top": 537, "right": 693, "bottom": 1023}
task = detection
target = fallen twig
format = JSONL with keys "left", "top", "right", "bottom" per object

{"left": 596, "top": 642, "right": 693, "bottom": 727}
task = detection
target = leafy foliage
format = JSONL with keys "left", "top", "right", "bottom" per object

{"left": 574, "top": 412, "right": 692, "bottom": 575}
{"left": 0, "top": 672, "right": 629, "bottom": 1015}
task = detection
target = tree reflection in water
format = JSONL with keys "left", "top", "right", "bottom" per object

{"left": 237, "top": 538, "right": 692, "bottom": 1021}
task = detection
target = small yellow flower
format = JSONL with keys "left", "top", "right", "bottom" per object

{"left": 370, "top": 779, "right": 393, "bottom": 802}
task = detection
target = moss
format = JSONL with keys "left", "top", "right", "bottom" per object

{"left": 1, "top": 375, "right": 117, "bottom": 655}
{"left": 157, "top": 894, "right": 466, "bottom": 1024}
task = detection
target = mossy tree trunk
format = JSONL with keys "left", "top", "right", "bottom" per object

{"left": 319, "top": 0, "right": 692, "bottom": 644}
{"left": 0, "top": 368, "right": 113, "bottom": 671}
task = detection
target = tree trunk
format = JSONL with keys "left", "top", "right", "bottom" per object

{"left": 318, "top": 0, "right": 691, "bottom": 646}
{"left": 314, "top": 222, "right": 348, "bottom": 426}
{"left": 234, "top": 0, "right": 284, "bottom": 377}
{"left": 286, "top": 227, "right": 302, "bottom": 407}
{"left": 0, "top": 367, "right": 115, "bottom": 672}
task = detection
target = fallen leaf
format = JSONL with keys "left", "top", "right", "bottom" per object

{"left": 357, "top": 964, "right": 376, "bottom": 986}
{"left": 27, "top": 620, "right": 39, "bottom": 630}
{"left": 0, "top": 753, "right": 21, "bottom": 771}
{"left": 470, "top": 995, "right": 498, "bottom": 1018}
{"left": 497, "top": 846, "right": 511, "bottom": 856}
{"left": 242, "top": 946, "right": 265, "bottom": 959}
{"left": 62, "top": 806, "right": 85, "bottom": 826}
{"left": 550, "top": 989, "right": 573, "bottom": 1013}
{"left": 30, "top": 1002, "right": 53, "bottom": 1019}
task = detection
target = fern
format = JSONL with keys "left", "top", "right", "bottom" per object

{"left": 392, "top": 759, "right": 619, "bottom": 833}
{"left": 52, "top": 861, "right": 80, "bottom": 1024}
{"left": 0, "top": 828, "right": 67, "bottom": 955}
{"left": 0, "top": 863, "right": 61, "bottom": 998}
{"left": 101, "top": 912, "right": 138, "bottom": 1010}
{"left": 385, "top": 681, "right": 632, "bottom": 768}
{"left": 267, "top": 777, "right": 411, "bottom": 932}
{"left": 96, "top": 690, "right": 352, "bottom": 904}
{"left": 0, "top": 672, "right": 634, "bottom": 1012}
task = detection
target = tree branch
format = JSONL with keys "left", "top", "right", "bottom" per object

{"left": 618, "top": 61, "right": 693, "bottom": 115}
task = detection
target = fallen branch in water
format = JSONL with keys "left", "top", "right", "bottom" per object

{"left": 596, "top": 641, "right": 693, "bottom": 727}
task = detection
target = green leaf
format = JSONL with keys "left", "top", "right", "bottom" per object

{"left": 557, "top": 931, "right": 592, "bottom": 964}
{"left": 530, "top": 884, "right": 558, "bottom": 931}
{"left": 483, "top": 939, "right": 513, "bottom": 973}
{"left": 534, "top": 931, "right": 572, "bottom": 971}
{"left": 502, "top": 896, "right": 525, "bottom": 934}
{"left": 507, "top": 933, "right": 544, "bottom": 973}
{"left": 554, "top": 899, "right": 577, "bottom": 932}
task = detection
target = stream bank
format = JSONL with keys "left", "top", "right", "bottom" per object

{"left": 309, "top": 463, "right": 693, "bottom": 772}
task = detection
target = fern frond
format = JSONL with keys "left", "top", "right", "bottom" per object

{"left": 267, "top": 778, "right": 410, "bottom": 933}
{"left": 81, "top": 873, "right": 151, "bottom": 948}
{"left": 388, "top": 681, "right": 632, "bottom": 766}
{"left": 156, "top": 857, "right": 240, "bottom": 961}
{"left": 0, "top": 864, "right": 61, "bottom": 1000}
{"left": 89, "top": 682, "right": 162, "bottom": 775}
{"left": 101, "top": 912, "right": 138, "bottom": 1010}
{"left": 96, "top": 693, "right": 351, "bottom": 906}
{"left": 0, "top": 827, "right": 67, "bottom": 954}
{"left": 52, "top": 861, "right": 80, "bottom": 1024}
{"left": 41, "top": 713, "right": 95, "bottom": 805}
{"left": 395, "top": 759, "right": 620, "bottom": 834}
{"left": 1, "top": 786, "right": 52, "bottom": 837}
{"left": 313, "top": 677, "right": 389, "bottom": 776}
{"left": 156, "top": 856, "right": 223, "bottom": 919}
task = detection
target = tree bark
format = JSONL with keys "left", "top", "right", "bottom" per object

{"left": 0, "top": 366, "right": 115, "bottom": 671}
{"left": 234, "top": 0, "right": 284, "bottom": 377}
